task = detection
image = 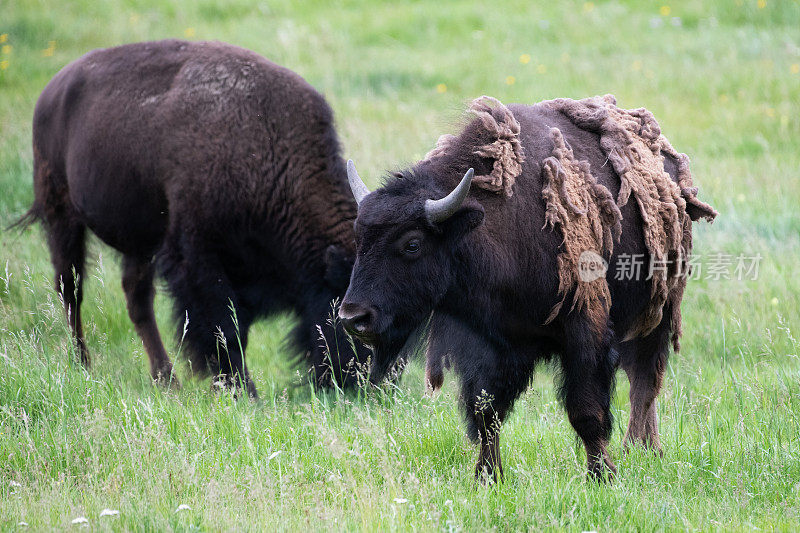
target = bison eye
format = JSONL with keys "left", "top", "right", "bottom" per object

{"left": 403, "top": 238, "right": 421, "bottom": 255}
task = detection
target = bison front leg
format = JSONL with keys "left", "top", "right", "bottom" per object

{"left": 473, "top": 400, "right": 503, "bottom": 484}
{"left": 162, "top": 241, "right": 258, "bottom": 399}
{"left": 439, "top": 316, "right": 535, "bottom": 484}
{"left": 560, "top": 318, "right": 617, "bottom": 481}
{"left": 461, "top": 380, "right": 506, "bottom": 484}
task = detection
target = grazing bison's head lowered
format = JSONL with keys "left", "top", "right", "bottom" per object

{"left": 339, "top": 161, "right": 484, "bottom": 382}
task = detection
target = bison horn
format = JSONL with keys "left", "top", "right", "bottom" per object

{"left": 424, "top": 168, "right": 474, "bottom": 224}
{"left": 346, "top": 159, "right": 370, "bottom": 205}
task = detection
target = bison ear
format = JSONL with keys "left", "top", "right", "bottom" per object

{"left": 437, "top": 200, "right": 484, "bottom": 240}
{"left": 324, "top": 245, "right": 355, "bottom": 291}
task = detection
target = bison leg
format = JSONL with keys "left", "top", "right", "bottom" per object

{"left": 620, "top": 309, "right": 670, "bottom": 454}
{"left": 447, "top": 318, "right": 535, "bottom": 484}
{"left": 459, "top": 352, "right": 506, "bottom": 483}
{"left": 121, "top": 255, "right": 178, "bottom": 388}
{"left": 461, "top": 375, "right": 506, "bottom": 484}
{"left": 472, "top": 404, "right": 503, "bottom": 484}
{"left": 44, "top": 202, "right": 89, "bottom": 367}
{"left": 560, "top": 317, "right": 617, "bottom": 481}
{"left": 465, "top": 357, "right": 535, "bottom": 484}
{"left": 213, "top": 301, "right": 257, "bottom": 399}
{"left": 301, "top": 303, "right": 361, "bottom": 389}
{"left": 165, "top": 250, "right": 257, "bottom": 399}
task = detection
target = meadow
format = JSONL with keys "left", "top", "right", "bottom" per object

{"left": 1, "top": 0, "right": 800, "bottom": 530}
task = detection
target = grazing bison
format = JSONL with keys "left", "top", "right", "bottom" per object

{"left": 341, "top": 95, "right": 716, "bottom": 480}
{"left": 19, "top": 40, "right": 369, "bottom": 397}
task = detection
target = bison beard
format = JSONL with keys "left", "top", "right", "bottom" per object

{"left": 343, "top": 95, "right": 716, "bottom": 482}
{"left": 18, "top": 40, "right": 370, "bottom": 397}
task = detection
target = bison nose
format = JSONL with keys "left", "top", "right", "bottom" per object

{"left": 339, "top": 302, "right": 376, "bottom": 337}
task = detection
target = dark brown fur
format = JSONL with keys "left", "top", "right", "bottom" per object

{"left": 21, "top": 40, "right": 368, "bottom": 396}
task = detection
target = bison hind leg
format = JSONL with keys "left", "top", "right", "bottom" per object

{"left": 558, "top": 314, "right": 617, "bottom": 481}
{"left": 39, "top": 173, "right": 90, "bottom": 367}
{"left": 619, "top": 304, "right": 672, "bottom": 455}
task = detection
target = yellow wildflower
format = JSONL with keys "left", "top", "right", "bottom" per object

{"left": 791, "top": 63, "right": 799, "bottom": 74}
{"left": 1, "top": 44, "right": 11, "bottom": 55}
{"left": 184, "top": 27, "right": 196, "bottom": 38}
{"left": 583, "top": 2, "right": 594, "bottom": 13}
{"left": 505, "top": 75, "right": 516, "bottom": 85}
{"left": 519, "top": 54, "right": 531, "bottom": 65}
{"left": 0, "top": 59, "right": 8, "bottom": 70}
{"left": 42, "top": 41, "right": 56, "bottom": 57}
{"left": 0, "top": 34, "right": 7, "bottom": 44}
{"left": 436, "top": 83, "right": 447, "bottom": 94}
{"left": 757, "top": 0, "right": 766, "bottom": 8}
{"left": 660, "top": 5, "right": 671, "bottom": 16}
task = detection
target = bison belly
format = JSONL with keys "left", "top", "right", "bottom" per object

{"left": 66, "top": 147, "right": 168, "bottom": 256}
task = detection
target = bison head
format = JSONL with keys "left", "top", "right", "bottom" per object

{"left": 339, "top": 160, "right": 484, "bottom": 382}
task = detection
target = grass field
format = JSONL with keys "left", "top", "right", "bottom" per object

{"left": 2, "top": 0, "right": 800, "bottom": 530}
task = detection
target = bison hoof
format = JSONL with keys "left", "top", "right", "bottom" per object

{"left": 211, "top": 375, "right": 259, "bottom": 400}
{"left": 76, "top": 342, "right": 91, "bottom": 368}
{"left": 474, "top": 463, "right": 503, "bottom": 486}
{"left": 153, "top": 371, "right": 181, "bottom": 390}
{"left": 587, "top": 457, "right": 617, "bottom": 483}
{"left": 623, "top": 437, "right": 664, "bottom": 457}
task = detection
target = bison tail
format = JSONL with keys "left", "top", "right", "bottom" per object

{"left": 6, "top": 203, "right": 43, "bottom": 232}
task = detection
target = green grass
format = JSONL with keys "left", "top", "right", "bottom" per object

{"left": 2, "top": 0, "right": 800, "bottom": 530}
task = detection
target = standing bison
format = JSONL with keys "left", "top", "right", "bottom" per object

{"left": 341, "top": 95, "right": 716, "bottom": 480}
{"left": 19, "top": 40, "right": 369, "bottom": 397}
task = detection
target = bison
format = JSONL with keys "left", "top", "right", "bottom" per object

{"left": 340, "top": 95, "right": 716, "bottom": 481}
{"left": 18, "top": 40, "right": 369, "bottom": 397}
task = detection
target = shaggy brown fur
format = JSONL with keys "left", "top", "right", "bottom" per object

{"left": 541, "top": 127, "right": 623, "bottom": 333}
{"left": 544, "top": 94, "right": 717, "bottom": 348}
{"left": 425, "top": 96, "right": 524, "bottom": 197}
